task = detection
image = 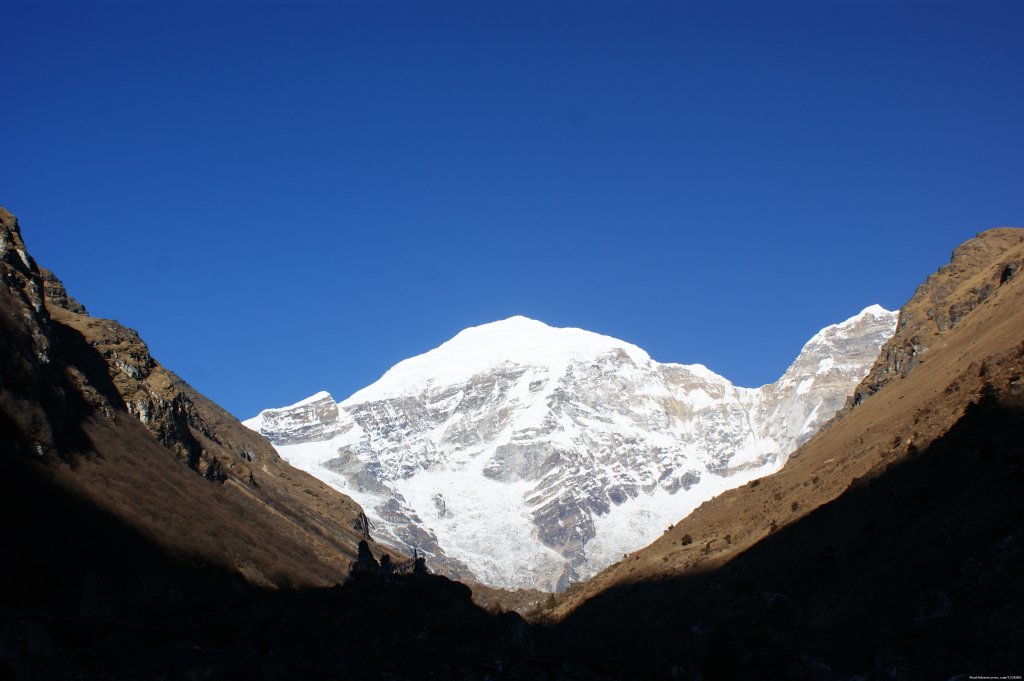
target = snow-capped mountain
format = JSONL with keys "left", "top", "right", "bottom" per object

{"left": 245, "top": 307, "right": 897, "bottom": 591}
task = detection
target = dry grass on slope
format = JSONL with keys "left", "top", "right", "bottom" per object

{"left": 1, "top": 205, "right": 394, "bottom": 592}
{"left": 854, "top": 227, "right": 1024, "bottom": 402}
{"left": 547, "top": 228, "right": 1024, "bottom": 622}
{"left": 48, "top": 305, "right": 382, "bottom": 584}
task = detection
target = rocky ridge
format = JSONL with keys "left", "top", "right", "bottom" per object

{"left": 248, "top": 308, "right": 896, "bottom": 590}
{"left": 0, "top": 205, "right": 382, "bottom": 590}
{"left": 853, "top": 227, "right": 1024, "bottom": 405}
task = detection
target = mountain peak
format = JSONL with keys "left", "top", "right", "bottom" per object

{"left": 249, "top": 307, "right": 897, "bottom": 589}
{"left": 857, "top": 303, "right": 893, "bottom": 318}
{"left": 342, "top": 316, "right": 650, "bottom": 404}
{"left": 290, "top": 390, "right": 334, "bottom": 408}
{"left": 830, "top": 305, "right": 897, "bottom": 335}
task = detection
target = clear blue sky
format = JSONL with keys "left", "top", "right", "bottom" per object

{"left": 3, "top": 0, "right": 1022, "bottom": 419}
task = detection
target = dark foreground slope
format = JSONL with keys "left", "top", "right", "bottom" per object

{"left": 546, "top": 229, "right": 1024, "bottom": 679}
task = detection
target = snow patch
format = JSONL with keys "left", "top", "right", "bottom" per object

{"left": 393, "top": 469, "right": 565, "bottom": 589}
{"left": 582, "top": 461, "right": 778, "bottom": 577}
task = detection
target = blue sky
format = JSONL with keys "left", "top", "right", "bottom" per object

{"left": 3, "top": 0, "right": 1022, "bottom": 419}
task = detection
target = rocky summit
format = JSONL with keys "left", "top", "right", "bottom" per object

{"left": 246, "top": 309, "right": 896, "bottom": 591}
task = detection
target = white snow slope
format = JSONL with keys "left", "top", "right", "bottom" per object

{"left": 245, "top": 307, "right": 897, "bottom": 591}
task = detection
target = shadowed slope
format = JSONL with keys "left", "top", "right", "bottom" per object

{"left": 550, "top": 384, "right": 1023, "bottom": 679}
{"left": 0, "top": 205, "right": 384, "bottom": 591}
{"left": 543, "top": 228, "right": 1024, "bottom": 678}
{"left": 1, "top": 455, "right": 541, "bottom": 679}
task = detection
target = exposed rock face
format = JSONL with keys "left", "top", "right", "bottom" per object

{"left": 41, "top": 267, "right": 87, "bottom": 314}
{"left": 248, "top": 309, "right": 896, "bottom": 591}
{"left": 852, "top": 228, "right": 1024, "bottom": 405}
{"left": 0, "top": 207, "right": 53, "bottom": 366}
{"left": 2, "top": 206, "right": 223, "bottom": 478}
{"left": 255, "top": 390, "right": 342, "bottom": 445}
{"left": 0, "top": 205, "right": 380, "bottom": 590}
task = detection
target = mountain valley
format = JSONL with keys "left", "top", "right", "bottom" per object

{"left": 2, "top": 203, "right": 1022, "bottom": 680}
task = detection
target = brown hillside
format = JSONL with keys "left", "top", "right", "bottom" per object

{"left": 549, "top": 227, "right": 1024, "bottom": 615}
{"left": 0, "top": 205, "right": 393, "bottom": 592}
{"left": 852, "top": 227, "right": 1024, "bottom": 405}
{"left": 541, "top": 228, "right": 1024, "bottom": 678}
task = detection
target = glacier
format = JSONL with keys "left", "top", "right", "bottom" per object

{"left": 245, "top": 307, "right": 897, "bottom": 591}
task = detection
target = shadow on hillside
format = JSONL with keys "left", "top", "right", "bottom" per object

{"left": 48, "top": 318, "right": 130, "bottom": 414}
{"left": 2, "top": 288, "right": 548, "bottom": 678}
{"left": 552, "top": 392, "right": 1024, "bottom": 680}
{"left": 0, "top": 306, "right": 113, "bottom": 458}
{"left": 0, "top": 455, "right": 542, "bottom": 680}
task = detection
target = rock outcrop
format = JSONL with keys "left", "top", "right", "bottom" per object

{"left": 852, "top": 228, "right": 1024, "bottom": 405}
